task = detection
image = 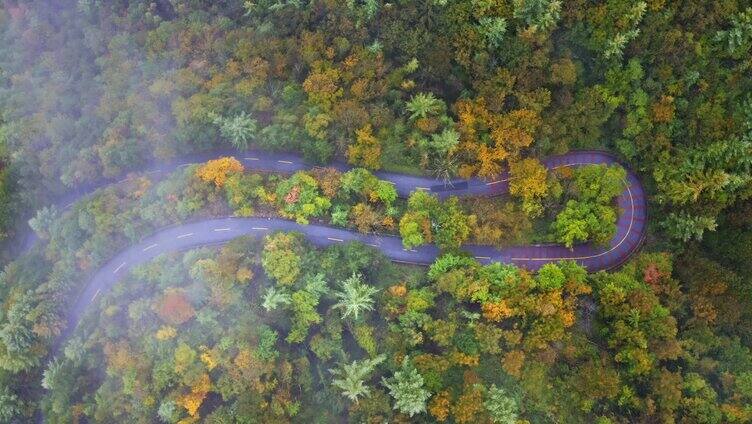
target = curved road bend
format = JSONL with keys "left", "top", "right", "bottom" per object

{"left": 50, "top": 150, "right": 647, "bottom": 353}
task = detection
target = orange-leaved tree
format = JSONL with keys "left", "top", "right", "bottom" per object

{"left": 156, "top": 289, "right": 196, "bottom": 325}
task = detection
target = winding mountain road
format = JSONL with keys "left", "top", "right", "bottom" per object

{"left": 46, "top": 149, "right": 647, "bottom": 350}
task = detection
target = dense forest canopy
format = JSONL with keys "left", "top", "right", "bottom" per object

{"left": 0, "top": 0, "right": 750, "bottom": 422}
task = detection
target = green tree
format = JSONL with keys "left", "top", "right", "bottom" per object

{"left": 28, "top": 206, "right": 59, "bottom": 240}
{"left": 399, "top": 191, "right": 438, "bottom": 249}
{"left": 287, "top": 289, "right": 323, "bottom": 344}
{"left": 399, "top": 211, "right": 429, "bottom": 249}
{"left": 484, "top": 385, "right": 519, "bottom": 424}
{"left": 0, "top": 295, "right": 40, "bottom": 372}
{"left": 261, "top": 233, "right": 304, "bottom": 285}
{"left": 662, "top": 212, "right": 717, "bottom": 242}
{"left": 332, "top": 273, "right": 379, "bottom": 320}
{"left": 573, "top": 164, "right": 626, "bottom": 204}
{"left": 433, "top": 197, "right": 476, "bottom": 251}
{"left": 275, "top": 172, "right": 331, "bottom": 224}
{"left": 224, "top": 173, "right": 263, "bottom": 216}
{"left": 715, "top": 7, "right": 752, "bottom": 58}
{"left": 536, "top": 263, "right": 565, "bottom": 291}
{"left": 406, "top": 92, "right": 445, "bottom": 121}
{"left": 399, "top": 192, "right": 474, "bottom": 250}
{"left": 340, "top": 168, "right": 396, "bottom": 206}
{"left": 285, "top": 274, "right": 329, "bottom": 344}
{"left": 0, "top": 167, "right": 13, "bottom": 241}
{"left": 331, "top": 205, "right": 349, "bottom": 226}
{"left": 478, "top": 17, "right": 508, "bottom": 49}
{"left": 157, "top": 400, "right": 180, "bottom": 423}
{"left": 382, "top": 357, "right": 431, "bottom": 417}
{"left": 553, "top": 200, "right": 617, "bottom": 248}
{"left": 513, "top": 0, "right": 561, "bottom": 33}
{"left": 212, "top": 111, "right": 257, "bottom": 150}
{"left": 428, "top": 127, "right": 460, "bottom": 156}
{"left": 330, "top": 355, "right": 386, "bottom": 403}
{"left": 304, "top": 273, "right": 330, "bottom": 298}
{"left": 261, "top": 286, "right": 292, "bottom": 311}
{"left": 257, "top": 325, "right": 279, "bottom": 361}
{"left": 0, "top": 386, "right": 22, "bottom": 422}
{"left": 592, "top": 267, "right": 680, "bottom": 377}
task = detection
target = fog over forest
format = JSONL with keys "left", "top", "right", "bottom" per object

{"left": 0, "top": 0, "right": 751, "bottom": 422}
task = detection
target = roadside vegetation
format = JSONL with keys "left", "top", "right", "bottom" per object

{"left": 37, "top": 237, "right": 752, "bottom": 423}
{"left": 0, "top": 0, "right": 751, "bottom": 422}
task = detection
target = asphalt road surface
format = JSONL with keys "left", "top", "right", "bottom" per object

{"left": 42, "top": 149, "right": 646, "bottom": 356}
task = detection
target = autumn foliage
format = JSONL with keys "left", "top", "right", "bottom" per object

{"left": 196, "top": 157, "right": 244, "bottom": 187}
{"left": 347, "top": 124, "right": 381, "bottom": 170}
{"left": 156, "top": 290, "right": 196, "bottom": 325}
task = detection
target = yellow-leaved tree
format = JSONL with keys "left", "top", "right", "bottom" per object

{"left": 509, "top": 158, "right": 549, "bottom": 218}
{"left": 196, "top": 157, "right": 244, "bottom": 187}
{"left": 347, "top": 124, "right": 381, "bottom": 170}
{"left": 179, "top": 373, "right": 212, "bottom": 417}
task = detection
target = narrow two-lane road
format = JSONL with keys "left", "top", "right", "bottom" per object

{"left": 49, "top": 150, "right": 646, "bottom": 351}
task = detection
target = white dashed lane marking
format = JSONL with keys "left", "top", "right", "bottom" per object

{"left": 142, "top": 243, "right": 158, "bottom": 252}
{"left": 214, "top": 228, "right": 231, "bottom": 232}
{"left": 277, "top": 160, "right": 294, "bottom": 164}
{"left": 91, "top": 289, "right": 101, "bottom": 301}
{"left": 327, "top": 237, "right": 344, "bottom": 242}
{"left": 252, "top": 227, "right": 269, "bottom": 230}
{"left": 177, "top": 233, "right": 194, "bottom": 239}
{"left": 113, "top": 262, "right": 126, "bottom": 274}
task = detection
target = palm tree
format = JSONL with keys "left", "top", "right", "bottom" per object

{"left": 406, "top": 92, "right": 444, "bottom": 121}
{"left": 261, "top": 286, "right": 291, "bottom": 312}
{"left": 212, "top": 111, "right": 257, "bottom": 150}
{"left": 332, "top": 273, "right": 379, "bottom": 320}
{"left": 330, "top": 355, "right": 385, "bottom": 402}
{"left": 429, "top": 153, "right": 458, "bottom": 185}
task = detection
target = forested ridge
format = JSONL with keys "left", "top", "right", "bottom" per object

{"left": 0, "top": 0, "right": 751, "bottom": 422}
